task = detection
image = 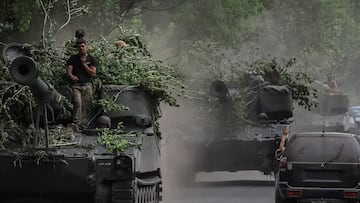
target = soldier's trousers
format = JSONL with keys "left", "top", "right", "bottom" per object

{"left": 72, "top": 83, "right": 93, "bottom": 126}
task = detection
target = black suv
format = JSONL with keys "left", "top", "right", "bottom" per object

{"left": 275, "top": 132, "right": 360, "bottom": 203}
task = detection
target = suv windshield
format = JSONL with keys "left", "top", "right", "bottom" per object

{"left": 285, "top": 135, "right": 359, "bottom": 163}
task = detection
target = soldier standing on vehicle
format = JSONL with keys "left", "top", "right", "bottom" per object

{"left": 324, "top": 73, "right": 339, "bottom": 95}
{"left": 66, "top": 38, "right": 97, "bottom": 130}
{"left": 260, "top": 58, "right": 280, "bottom": 85}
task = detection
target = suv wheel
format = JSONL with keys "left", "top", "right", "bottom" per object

{"left": 275, "top": 189, "right": 285, "bottom": 203}
{"left": 275, "top": 190, "right": 297, "bottom": 203}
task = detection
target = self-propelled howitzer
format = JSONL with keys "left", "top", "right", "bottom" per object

{"left": 0, "top": 46, "right": 162, "bottom": 203}
{"left": 172, "top": 75, "right": 293, "bottom": 183}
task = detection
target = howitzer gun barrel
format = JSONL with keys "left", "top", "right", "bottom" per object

{"left": 10, "top": 56, "right": 64, "bottom": 122}
{"left": 11, "top": 56, "right": 57, "bottom": 96}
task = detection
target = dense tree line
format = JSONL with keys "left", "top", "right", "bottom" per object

{"left": 2, "top": 0, "right": 360, "bottom": 104}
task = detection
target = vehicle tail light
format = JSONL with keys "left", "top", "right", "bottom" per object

{"left": 344, "top": 191, "right": 359, "bottom": 198}
{"left": 287, "top": 190, "right": 301, "bottom": 198}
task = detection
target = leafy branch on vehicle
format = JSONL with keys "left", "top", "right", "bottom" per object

{"left": 97, "top": 128, "right": 140, "bottom": 155}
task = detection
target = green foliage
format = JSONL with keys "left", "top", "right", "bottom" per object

{"left": 29, "top": 43, "right": 69, "bottom": 87}
{"left": 0, "top": 0, "right": 40, "bottom": 33}
{"left": 139, "top": 0, "right": 360, "bottom": 106}
{"left": 97, "top": 128, "right": 139, "bottom": 155}
{"left": 91, "top": 36, "right": 184, "bottom": 107}
{"left": 245, "top": 57, "right": 318, "bottom": 110}
{"left": 175, "top": 39, "right": 231, "bottom": 89}
{"left": 276, "top": 58, "right": 318, "bottom": 110}
{"left": 79, "top": 0, "right": 134, "bottom": 35}
{"left": 0, "top": 72, "right": 34, "bottom": 138}
{"left": 0, "top": 57, "right": 35, "bottom": 148}
{"left": 8, "top": 0, "right": 360, "bottom": 142}
{"left": 176, "top": 39, "right": 318, "bottom": 119}
{"left": 93, "top": 98, "right": 129, "bottom": 113}
{"left": 261, "top": 0, "right": 360, "bottom": 104}
{"left": 0, "top": 119, "right": 26, "bottom": 149}
{"left": 0, "top": 22, "right": 13, "bottom": 33}
{"left": 168, "top": 0, "right": 272, "bottom": 45}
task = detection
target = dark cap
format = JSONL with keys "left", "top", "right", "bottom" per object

{"left": 97, "top": 115, "right": 111, "bottom": 128}
{"left": 75, "top": 29, "right": 85, "bottom": 39}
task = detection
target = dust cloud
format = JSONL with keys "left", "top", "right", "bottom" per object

{"left": 143, "top": 1, "right": 360, "bottom": 201}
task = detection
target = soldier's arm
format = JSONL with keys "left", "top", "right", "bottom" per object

{"left": 81, "top": 56, "right": 96, "bottom": 76}
{"left": 82, "top": 63, "right": 96, "bottom": 76}
{"left": 279, "top": 126, "right": 289, "bottom": 153}
{"left": 67, "top": 65, "right": 78, "bottom": 81}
